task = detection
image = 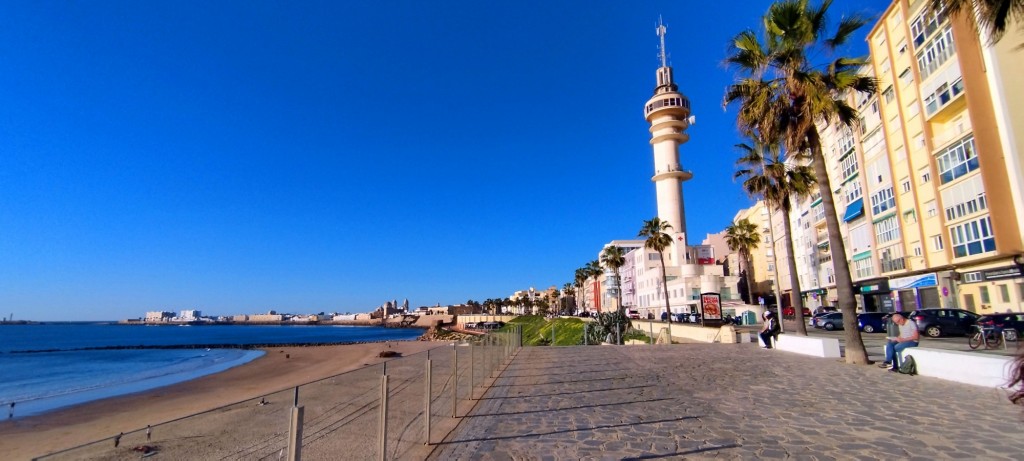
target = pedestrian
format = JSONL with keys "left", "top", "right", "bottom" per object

{"left": 114, "top": 432, "right": 122, "bottom": 448}
{"left": 879, "top": 313, "right": 919, "bottom": 372}
{"left": 759, "top": 311, "right": 781, "bottom": 349}
{"left": 8, "top": 402, "right": 14, "bottom": 419}
{"left": 1008, "top": 349, "right": 1024, "bottom": 406}
{"left": 146, "top": 425, "right": 151, "bottom": 441}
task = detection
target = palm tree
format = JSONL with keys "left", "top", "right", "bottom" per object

{"left": 574, "top": 268, "right": 587, "bottom": 313}
{"left": 601, "top": 246, "right": 627, "bottom": 313}
{"left": 725, "top": 0, "right": 877, "bottom": 364}
{"left": 562, "top": 283, "right": 575, "bottom": 315}
{"left": 724, "top": 218, "right": 761, "bottom": 306}
{"left": 734, "top": 138, "right": 816, "bottom": 335}
{"left": 638, "top": 218, "right": 674, "bottom": 323}
{"left": 585, "top": 259, "right": 603, "bottom": 312}
{"left": 929, "top": 0, "right": 1024, "bottom": 45}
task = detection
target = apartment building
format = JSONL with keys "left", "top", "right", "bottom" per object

{"left": 769, "top": 0, "right": 1023, "bottom": 314}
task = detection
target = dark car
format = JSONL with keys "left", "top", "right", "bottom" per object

{"left": 907, "top": 308, "right": 979, "bottom": 337}
{"left": 857, "top": 312, "right": 890, "bottom": 333}
{"left": 813, "top": 312, "right": 844, "bottom": 331}
{"left": 977, "top": 313, "right": 1024, "bottom": 337}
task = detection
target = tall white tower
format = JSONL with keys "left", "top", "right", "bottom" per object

{"left": 644, "top": 19, "right": 692, "bottom": 257}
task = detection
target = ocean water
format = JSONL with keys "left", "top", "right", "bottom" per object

{"left": 0, "top": 323, "right": 424, "bottom": 418}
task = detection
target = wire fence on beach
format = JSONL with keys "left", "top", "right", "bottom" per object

{"left": 32, "top": 327, "right": 522, "bottom": 461}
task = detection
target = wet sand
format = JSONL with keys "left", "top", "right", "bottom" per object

{"left": 0, "top": 341, "right": 447, "bottom": 460}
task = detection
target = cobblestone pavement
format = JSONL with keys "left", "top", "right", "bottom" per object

{"left": 428, "top": 343, "right": 1024, "bottom": 460}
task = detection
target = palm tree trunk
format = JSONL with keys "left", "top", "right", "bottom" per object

{"left": 808, "top": 131, "right": 868, "bottom": 364}
{"left": 781, "top": 204, "right": 807, "bottom": 335}
{"left": 744, "top": 250, "right": 755, "bottom": 306}
{"left": 659, "top": 251, "right": 672, "bottom": 324}
{"left": 615, "top": 268, "right": 624, "bottom": 314}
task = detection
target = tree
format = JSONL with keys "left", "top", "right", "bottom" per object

{"left": 601, "top": 246, "right": 627, "bottom": 313}
{"left": 929, "top": 0, "right": 1024, "bottom": 45}
{"left": 574, "top": 268, "right": 587, "bottom": 313}
{"left": 562, "top": 283, "right": 575, "bottom": 315}
{"left": 638, "top": 218, "right": 674, "bottom": 323}
{"left": 585, "top": 260, "right": 603, "bottom": 312}
{"left": 724, "top": 218, "right": 761, "bottom": 306}
{"left": 734, "top": 138, "right": 816, "bottom": 335}
{"left": 725, "top": 0, "right": 877, "bottom": 364}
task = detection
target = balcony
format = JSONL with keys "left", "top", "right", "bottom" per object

{"left": 880, "top": 257, "right": 907, "bottom": 273}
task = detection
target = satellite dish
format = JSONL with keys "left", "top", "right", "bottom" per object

{"left": 688, "top": 115, "right": 696, "bottom": 125}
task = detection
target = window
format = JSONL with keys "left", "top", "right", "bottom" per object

{"left": 840, "top": 153, "right": 859, "bottom": 179}
{"left": 899, "top": 68, "right": 913, "bottom": 86}
{"left": 912, "top": 244, "right": 923, "bottom": 257}
{"left": 916, "top": 24, "right": 956, "bottom": 79}
{"left": 844, "top": 180, "right": 863, "bottom": 204}
{"left": 925, "top": 200, "right": 938, "bottom": 217}
{"left": 949, "top": 215, "right": 996, "bottom": 257}
{"left": 906, "top": 100, "right": 920, "bottom": 118}
{"left": 920, "top": 168, "right": 932, "bottom": 184}
{"left": 854, "top": 258, "right": 874, "bottom": 278}
{"left": 870, "top": 187, "right": 896, "bottom": 215}
{"left": 850, "top": 224, "right": 872, "bottom": 252}
{"left": 931, "top": 234, "right": 944, "bottom": 251}
{"left": 904, "top": 210, "right": 917, "bottom": 224}
{"left": 901, "top": 178, "right": 911, "bottom": 194}
{"left": 1000, "top": 284, "right": 1010, "bottom": 303}
{"left": 912, "top": 9, "right": 944, "bottom": 46}
{"left": 883, "top": 86, "right": 895, "bottom": 103}
{"left": 874, "top": 215, "right": 900, "bottom": 244}
{"left": 879, "top": 58, "right": 891, "bottom": 75}
{"left": 963, "top": 272, "right": 983, "bottom": 283}
{"left": 980, "top": 286, "right": 990, "bottom": 304}
{"left": 925, "top": 78, "right": 964, "bottom": 115}
{"left": 936, "top": 135, "right": 979, "bottom": 184}
{"left": 941, "top": 175, "right": 988, "bottom": 221}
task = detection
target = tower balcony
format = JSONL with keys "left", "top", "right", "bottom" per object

{"left": 645, "top": 94, "right": 691, "bottom": 120}
{"left": 652, "top": 164, "right": 693, "bottom": 182}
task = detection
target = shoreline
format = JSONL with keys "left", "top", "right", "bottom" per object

{"left": 0, "top": 340, "right": 449, "bottom": 460}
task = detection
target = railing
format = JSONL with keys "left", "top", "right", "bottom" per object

{"left": 880, "top": 257, "right": 907, "bottom": 273}
{"left": 33, "top": 327, "right": 522, "bottom": 461}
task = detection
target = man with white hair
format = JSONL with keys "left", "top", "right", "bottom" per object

{"left": 880, "top": 313, "right": 919, "bottom": 371}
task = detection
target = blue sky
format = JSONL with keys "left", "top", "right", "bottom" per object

{"left": 0, "top": 1, "right": 891, "bottom": 320}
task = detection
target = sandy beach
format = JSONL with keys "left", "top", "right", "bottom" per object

{"left": 0, "top": 340, "right": 448, "bottom": 460}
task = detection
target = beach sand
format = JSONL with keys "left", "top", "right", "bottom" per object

{"left": 0, "top": 340, "right": 449, "bottom": 460}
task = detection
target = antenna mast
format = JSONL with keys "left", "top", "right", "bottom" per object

{"left": 656, "top": 16, "right": 668, "bottom": 68}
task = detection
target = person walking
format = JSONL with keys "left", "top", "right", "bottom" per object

{"left": 759, "top": 311, "right": 781, "bottom": 349}
{"left": 880, "top": 313, "right": 919, "bottom": 372}
{"left": 8, "top": 402, "right": 14, "bottom": 419}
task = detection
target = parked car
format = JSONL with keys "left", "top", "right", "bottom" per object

{"left": 782, "top": 306, "right": 812, "bottom": 317}
{"left": 976, "top": 313, "right": 1024, "bottom": 336}
{"left": 627, "top": 309, "right": 641, "bottom": 319}
{"left": 809, "top": 312, "right": 833, "bottom": 328}
{"left": 813, "top": 312, "right": 844, "bottom": 331}
{"left": 907, "top": 308, "right": 979, "bottom": 337}
{"left": 857, "top": 312, "right": 889, "bottom": 333}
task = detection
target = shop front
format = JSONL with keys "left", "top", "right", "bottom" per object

{"left": 854, "top": 278, "right": 893, "bottom": 312}
{"left": 888, "top": 273, "right": 940, "bottom": 312}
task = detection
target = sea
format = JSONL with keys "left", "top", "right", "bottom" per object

{"left": 0, "top": 323, "right": 424, "bottom": 419}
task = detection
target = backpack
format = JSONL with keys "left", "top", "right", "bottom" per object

{"left": 898, "top": 355, "right": 917, "bottom": 375}
{"left": 769, "top": 318, "right": 781, "bottom": 334}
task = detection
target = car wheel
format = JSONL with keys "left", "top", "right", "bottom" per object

{"left": 863, "top": 325, "right": 875, "bottom": 333}
{"left": 824, "top": 323, "right": 836, "bottom": 331}
{"left": 925, "top": 325, "right": 942, "bottom": 338}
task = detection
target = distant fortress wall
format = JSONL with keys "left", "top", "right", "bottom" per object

{"left": 248, "top": 314, "right": 284, "bottom": 323}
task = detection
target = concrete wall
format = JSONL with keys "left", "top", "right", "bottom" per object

{"left": 630, "top": 320, "right": 742, "bottom": 344}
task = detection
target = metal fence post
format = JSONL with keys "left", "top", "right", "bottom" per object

{"left": 378, "top": 374, "right": 388, "bottom": 461}
{"left": 452, "top": 344, "right": 458, "bottom": 418}
{"left": 617, "top": 320, "right": 621, "bottom": 345}
{"left": 287, "top": 398, "right": 303, "bottom": 461}
{"left": 469, "top": 341, "right": 475, "bottom": 400}
{"left": 424, "top": 358, "right": 431, "bottom": 445}
{"left": 552, "top": 325, "right": 556, "bottom": 346}
{"left": 583, "top": 324, "right": 587, "bottom": 345}
{"left": 649, "top": 321, "right": 654, "bottom": 345}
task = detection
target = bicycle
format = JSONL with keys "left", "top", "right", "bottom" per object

{"left": 968, "top": 325, "right": 1014, "bottom": 349}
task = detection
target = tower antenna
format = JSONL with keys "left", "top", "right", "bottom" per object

{"left": 656, "top": 16, "right": 668, "bottom": 68}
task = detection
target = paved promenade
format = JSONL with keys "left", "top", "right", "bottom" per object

{"left": 429, "top": 343, "right": 1024, "bottom": 460}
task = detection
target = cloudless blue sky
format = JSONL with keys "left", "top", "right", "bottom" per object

{"left": 1, "top": 1, "right": 891, "bottom": 320}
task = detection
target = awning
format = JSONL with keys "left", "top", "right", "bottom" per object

{"left": 843, "top": 198, "right": 865, "bottom": 222}
{"left": 852, "top": 250, "right": 873, "bottom": 262}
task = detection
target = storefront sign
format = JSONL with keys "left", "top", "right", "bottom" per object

{"left": 983, "top": 267, "right": 1022, "bottom": 281}
{"left": 693, "top": 245, "right": 714, "bottom": 265}
{"left": 857, "top": 280, "right": 890, "bottom": 294}
{"left": 701, "top": 293, "right": 722, "bottom": 321}
{"left": 889, "top": 273, "right": 938, "bottom": 290}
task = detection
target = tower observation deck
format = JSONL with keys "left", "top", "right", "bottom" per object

{"left": 644, "top": 19, "right": 693, "bottom": 247}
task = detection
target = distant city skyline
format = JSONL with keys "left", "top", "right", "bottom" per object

{"left": 0, "top": 1, "right": 891, "bottom": 320}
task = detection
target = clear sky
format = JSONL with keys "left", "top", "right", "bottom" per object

{"left": 0, "top": 1, "right": 892, "bottom": 321}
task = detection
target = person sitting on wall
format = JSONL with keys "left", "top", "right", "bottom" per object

{"left": 880, "top": 313, "right": 919, "bottom": 372}
{"left": 759, "top": 311, "right": 781, "bottom": 349}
